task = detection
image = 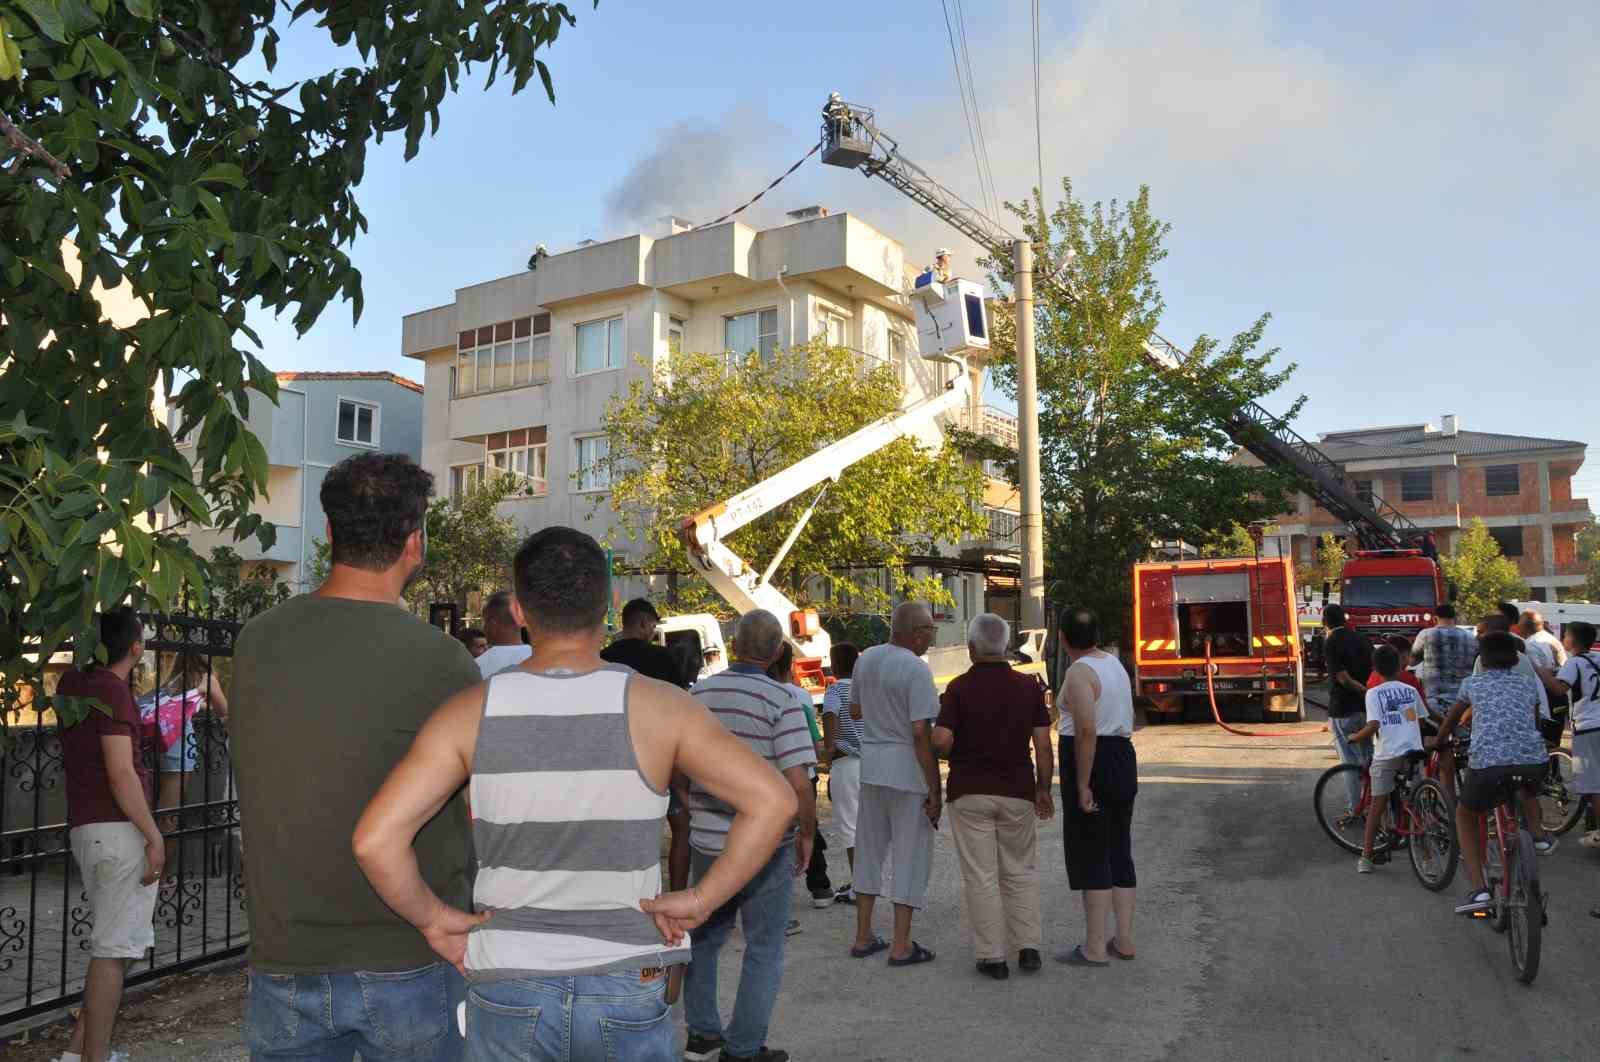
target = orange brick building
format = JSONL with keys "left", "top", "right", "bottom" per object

{"left": 1249, "top": 416, "right": 1590, "bottom": 601}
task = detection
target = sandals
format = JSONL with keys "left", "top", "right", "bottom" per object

{"left": 850, "top": 935, "right": 889, "bottom": 958}
{"left": 1108, "top": 941, "right": 1136, "bottom": 961}
{"left": 1055, "top": 944, "right": 1110, "bottom": 967}
{"left": 887, "top": 942, "right": 936, "bottom": 967}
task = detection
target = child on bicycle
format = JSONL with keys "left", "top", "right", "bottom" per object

{"left": 1430, "top": 631, "right": 1550, "bottom": 915}
{"left": 1349, "top": 644, "right": 1425, "bottom": 874}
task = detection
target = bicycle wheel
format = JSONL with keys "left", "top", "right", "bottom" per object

{"left": 1507, "top": 828, "right": 1542, "bottom": 984}
{"left": 1407, "top": 778, "right": 1458, "bottom": 892}
{"left": 1314, "top": 764, "right": 1368, "bottom": 854}
{"left": 1485, "top": 816, "right": 1507, "bottom": 933}
{"left": 1541, "top": 750, "right": 1585, "bottom": 836}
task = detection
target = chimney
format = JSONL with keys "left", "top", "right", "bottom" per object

{"left": 1440, "top": 413, "right": 1459, "bottom": 437}
{"left": 785, "top": 205, "right": 829, "bottom": 222}
{"left": 660, "top": 215, "right": 693, "bottom": 237}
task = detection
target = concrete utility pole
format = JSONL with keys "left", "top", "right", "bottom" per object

{"left": 1013, "top": 238, "right": 1046, "bottom": 631}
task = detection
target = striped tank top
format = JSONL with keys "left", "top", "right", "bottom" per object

{"left": 465, "top": 665, "right": 689, "bottom": 982}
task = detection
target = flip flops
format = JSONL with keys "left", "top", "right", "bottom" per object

{"left": 1055, "top": 945, "right": 1110, "bottom": 967}
{"left": 1108, "top": 941, "right": 1136, "bottom": 961}
{"left": 887, "top": 942, "right": 936, "bottom": 967}
{"left": 850, "top": 935, "right": 889, "bottom": 958}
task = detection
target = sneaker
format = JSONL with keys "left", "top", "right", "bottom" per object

{"left": 720, "top": 1049, "right": 789, "bottom": 1062}
{"left": 684, "top": 1033, "right": 726, "bottom": 1061}
{"left": 1535, "top": 833, "right": 1558, "bottom": 856}
{"left": 810, "top": 887, "right": 834, "bottom": 909}
{"left": 1454, "top": 888, "right": 1493, "bottom": 915}
{"left": 833, "top": 884, "right": 856, "bottom": 905}
{"left": 1356, "top": 856, "right": 1374, "bottom": 874}
{"left": 1580, "top": 830, "right": 1600, "bottom": 850}
{"left": 784, "top": 918, "right": 802, "bottom": 937}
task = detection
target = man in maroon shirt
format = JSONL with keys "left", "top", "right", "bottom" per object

{"left": 932, "top": 613, "right": 1055, "bottom": 980}
{"left": 55, "top": 606, "right": 163, "bottom": 1062}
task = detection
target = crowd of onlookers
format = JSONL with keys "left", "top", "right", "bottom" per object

{"left": 48, "top": 451, "right": 1152, "bottom": 1062}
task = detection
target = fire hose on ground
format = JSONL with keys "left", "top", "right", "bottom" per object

{"left": 1201, "top": 644, "right": 1329, "bottom": 738}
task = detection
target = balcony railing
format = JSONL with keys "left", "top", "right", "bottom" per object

{"left": 957, "top": 404, "right": 1019, "bottom": 449}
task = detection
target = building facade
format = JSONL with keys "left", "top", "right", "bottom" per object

{"left": 1250, "top": 416, "right": 1589, "bottom": 601}
{"left": 180, "top": 371, "right": 424, "bottom": 592}
{"left": 401, "top": 209, "right": 1019, "bottom": 640}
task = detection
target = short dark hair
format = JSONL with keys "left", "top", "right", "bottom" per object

{"left": 93, "top": 606, "right": 143, "bottom": 670}
{"left": 1497, "top": 601, "right": 1520, "bottom": 625}
{"left": 1373, "top": 643, "right": 1401, "bottom": 679}
{"left": 621, "top": 597, "right": 660, "bottom": 627}
{"left": 320, "top": 453, "right": 431, "bottom": 571}
{"left": 1566, "top": 621, "right": 1597, "bottom": 653}
{"left": 767, "top": 641, "right": 795, "bottom": 682}
{"left": 1385, "top": 634, "right": 1411, "bottom": 656}
{"left": 1435, "top": 603, "right": 1456, "bottom": 620}
{"left": 1479, "top": 614, "right": 1511, "bottom": 634}
{"left": 457, "top": 627, "right": 485, "bottom": 645}
{"left": 1478, "top": 631, "right": 1519, "bottom": 670}
{"left": 483, "top": 591, "right": 516, "bottom": 628}
{"left": 1060, "top": 607, "right": 1099, "bottom": 651}
{"left": 512, "top": 526, "right": 609, "bottom": 633}
{"left": 830, "top": 641, "right": 860, "bottom": 680}
{"left": 1323, "top": 603, "right": 1347, "bottom": 629}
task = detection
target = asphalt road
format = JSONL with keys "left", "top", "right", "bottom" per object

{"left": 13, "top": 706, "right": 1597, "bottom": 1061}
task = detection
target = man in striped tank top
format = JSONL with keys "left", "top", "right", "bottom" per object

{"left": 354, "top": 527, "right": 797, "bottom": 1062}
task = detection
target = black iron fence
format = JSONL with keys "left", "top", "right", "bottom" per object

{"left": 1, "top": 613, "right": 247, "bottom": 1025}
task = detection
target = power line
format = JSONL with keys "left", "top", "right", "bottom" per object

{"left": 953, "top": 0, "right": 1000, "bottom": 218}
{"left": 939, "top": 0, "right": 996, "bottom": 223}
{"left": 1032, "top": 0, "right": 1045, "bottom": 202}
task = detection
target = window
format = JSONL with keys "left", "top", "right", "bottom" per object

{"left": 724, "top": 308, "right": 779, "bottom": 362}
{"left": 450, "top": 463, "right": 483, "bottom": 503}
{"left": 889, "top": 329, "right": 907, "bottom": 369}
{"left": 486, "top": 428, "right": 548, "bottom": 497}
{"left": 573, "top": 434, "right": 611, "bottom": 493}
{"left": 1341, "top": 575, "right": 1437, "bottom": 607}
{"left": 1485, "top": 464, "right": 1521, "bottom": 497}
{"left": 824, "top": 312, "right": 848, "bottom": 348}
{"left": 336, "top": 398, "right": 378, "bottom": 446}
{"left": 984, "top": 506, "right": 1020, "bottom": 544}
{"left": 964, "top": 293, "right": 986, "bottom": 340}
{"left": 576, "top": 316, "right": 625, "bottom": 374}
{"left": 1488, "top": 526, "right": 1524, "bottom": 557}
{"left": 1400, "top": 470, "right": 1433, "bottom": 502}
{"left": 667, "top": 316, "right": 686, "bottom": 353}
{"left": 456, "top": 315, "right": 550, "bottom": 396}
{"left": 1353, "top": 479, "right": 1374, "bottom": 505}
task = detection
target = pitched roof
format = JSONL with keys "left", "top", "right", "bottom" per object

{"left": 1311, "top": 423, "right": 1585, "bottom": 462}
{"left": 275, "top": 371, "right": 423, "bottom": 395}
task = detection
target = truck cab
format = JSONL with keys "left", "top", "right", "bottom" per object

{"left": 1339, "top": 549, "right": 1447, "bottom": 643}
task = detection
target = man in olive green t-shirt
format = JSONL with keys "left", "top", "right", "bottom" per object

{"left": 230, "top": 454, "right": 481, "bottom": 1061}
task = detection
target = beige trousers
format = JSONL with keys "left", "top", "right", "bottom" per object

{"left": 949, "top": 794, "right": 1041, "bottom": 961}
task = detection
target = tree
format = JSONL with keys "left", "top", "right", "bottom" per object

{"left": 1314, "top": 533, "right": 1348, "bottom": 588}
{"left": 187, "top": 544, "right": 290, "bottom": 621}
{"left": 0, "top": 2, "right": 588, "bottom": 733}
{"left": 1197, "top": 522, "right": 1279, "bottom": 559}
{"left": 985, "top": 182, "right": 1300, "bottom": 641}
{"left": 1577, "top": 518, "right": 1600, "bottom": 602}
{"left": 1443, "top": 518, "right": 1528, "bottom": 621}
{"left": 403, "top": 474, "right": 522, "bottom": 618}
{"left": 597, "top": 344, "right": 986, "bottom": 617}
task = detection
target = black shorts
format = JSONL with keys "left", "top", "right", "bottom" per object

{"left": 1060, "top": 736, "right": 1138, "bottom": 891}
{"left": 1459, "top": 762, "right": 1546, "bottom": 813}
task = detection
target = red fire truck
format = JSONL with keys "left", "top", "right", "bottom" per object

{"left": 1339, "top": 548, "right": 1449, "bottom": 644}
{"left": 1134, "top": 556, "right": 1304, "bottom": 724}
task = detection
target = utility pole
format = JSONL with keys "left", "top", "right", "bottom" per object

{"left": 1014, "top": 238, "right": 1046, "bottom": 631}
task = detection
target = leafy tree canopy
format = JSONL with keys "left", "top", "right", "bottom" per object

{"left": 1443, "top": 518, "right": 1528, "bottom": 621}
{"left": 0, "top": 0, "right": 588, "bottom": 732}
{"left": 598, "top": 344, "right": 987, "bottom": 618}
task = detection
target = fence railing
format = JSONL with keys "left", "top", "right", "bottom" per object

{"left": 1, "top": 612, "right": 247, "bottom": 1025}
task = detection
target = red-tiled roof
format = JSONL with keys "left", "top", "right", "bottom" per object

{"left": 275, "top": 371, "right": 423, "bottom": 394}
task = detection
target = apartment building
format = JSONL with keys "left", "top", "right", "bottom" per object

{"left": 180, "top": 371, "right": 424, "bottom": 591}
{"left": 400, "top": 208, "right": 1018, "bottom": 638}
{"left": 1249, "top": 416, "right": 1590, "bottom": 601}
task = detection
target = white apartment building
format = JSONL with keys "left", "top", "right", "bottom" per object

{"left": 401, "top": 208, "right": 1018, "bottom": 638}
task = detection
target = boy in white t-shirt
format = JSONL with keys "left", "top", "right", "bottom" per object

{"left": 1349, "top": 644, "right": 1426, "bottom": 874}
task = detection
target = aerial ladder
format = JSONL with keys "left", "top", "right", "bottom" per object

{"left": 817, "top": 93, "right": 1424, "bottom": 553}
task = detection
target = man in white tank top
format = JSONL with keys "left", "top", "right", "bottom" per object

{"left": 1054, "top": 607, "right": 1139, "bottom": 969}
{"left": 352, "top": 526, "right": 798, "bottom": 1061}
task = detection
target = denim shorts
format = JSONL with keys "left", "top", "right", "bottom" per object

{"left": 467, "top": 971, "right": 673, "bottom": 1062}
{"left": 244, "top": 961, "right": 464, "bottom": 1061}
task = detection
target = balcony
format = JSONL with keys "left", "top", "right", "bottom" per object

{"left": 958, "top": 405, "right": 1019, "bottom": 449}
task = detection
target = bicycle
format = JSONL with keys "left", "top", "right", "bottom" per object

{"left": 1538, "top": 746, "right": 1585, "bottom": 836}
{"left": 1462, "top": 769, "right": 1549, "bottom": 984}
{"left": 1312, "top": 749, "right": 1458, "bottom": 890}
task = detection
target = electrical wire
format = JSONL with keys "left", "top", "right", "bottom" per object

{"left": 940, "top": 0, "right": 997, "bottom": 223}
{"left": 1032, "top": 0, "right": 1045, "bottom": 200}
{"left": 954, "top": 0, "right": 1001, "bottom": 218}
{"left": 689, "top": 142, "right": 821, "bottom": 230}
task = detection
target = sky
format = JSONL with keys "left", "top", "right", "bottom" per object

{"left": 248, "top": 0, "right": 1600, "bottom": 500}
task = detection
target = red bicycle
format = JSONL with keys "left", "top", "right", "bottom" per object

{"left": 1313, "top": 748, "right": 1458, "bottom": 890}
{"left": 1464, "top": 770, "right": 1548, "bottom": 984}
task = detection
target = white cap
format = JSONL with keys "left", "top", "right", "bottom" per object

{"left": 935, "top": 248, "right": 951, "bottom": 258}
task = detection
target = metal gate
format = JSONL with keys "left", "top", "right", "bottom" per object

{"left": 1, "top": 613, "right": 248, "bottom": 1024}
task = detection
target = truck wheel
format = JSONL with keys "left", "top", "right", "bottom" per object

{"left": 1141, "top": 708, "right": 1167, "bottom": 727}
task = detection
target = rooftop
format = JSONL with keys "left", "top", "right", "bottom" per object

{"left": 276, "top": 371, "right": 424, "bottom": 395}
{"left": 1313, "top": 420, "right": 1585, "bottom": 462}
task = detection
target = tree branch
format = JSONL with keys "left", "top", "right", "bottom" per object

{"left": 0, "top": 111, "right": 71, "bottom": 178}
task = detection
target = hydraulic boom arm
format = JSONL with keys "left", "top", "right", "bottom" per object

{"left": 819, "top": 94, "right": 1420, "bottom": 551}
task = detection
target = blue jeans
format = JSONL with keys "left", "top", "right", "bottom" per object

{"left": 466, "top": 972, "right": 673, "bottom": 1061}
{"left": 244, "top": 961, "right": 464, "bottom": 1061}
{"left": 684, "top": 845, "right": 792, "bottom": 1058}
{"left": 1330, "top": 713, "right": 1373, "bottom": 811}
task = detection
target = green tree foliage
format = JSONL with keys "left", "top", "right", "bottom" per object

{"left": 1197, "top": 522, "right": 1279, "bottom": 559}
{"left": 986, "top": 182, "right": 1300, "bottom": 641}
{"left": 186, "top": 544, "right": 290, "bottom": 620}
{"left": 0, "top": 1, "right": 588, "bottom": 734}
{"left": 402, "top": 474, "right": 523, "bottom": 618}
{"left": 1443, "top": 518, "right": 1528, "bottom": 621}
{"left": 1576, "top": 518, "right": 1600, "bottom": 602}
{"left": 598, "top": 344, "right": 987, "bottom": 617}
{"left": 1315, "top": 532, "right": 1348, "bottom": 587}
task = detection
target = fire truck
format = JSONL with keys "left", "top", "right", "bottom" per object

{"left": 1133, "top": 556, "right": 1304, "bottom": 723}
{"left": 1339, "top": 548, "right": 1451, "bottom": 644}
